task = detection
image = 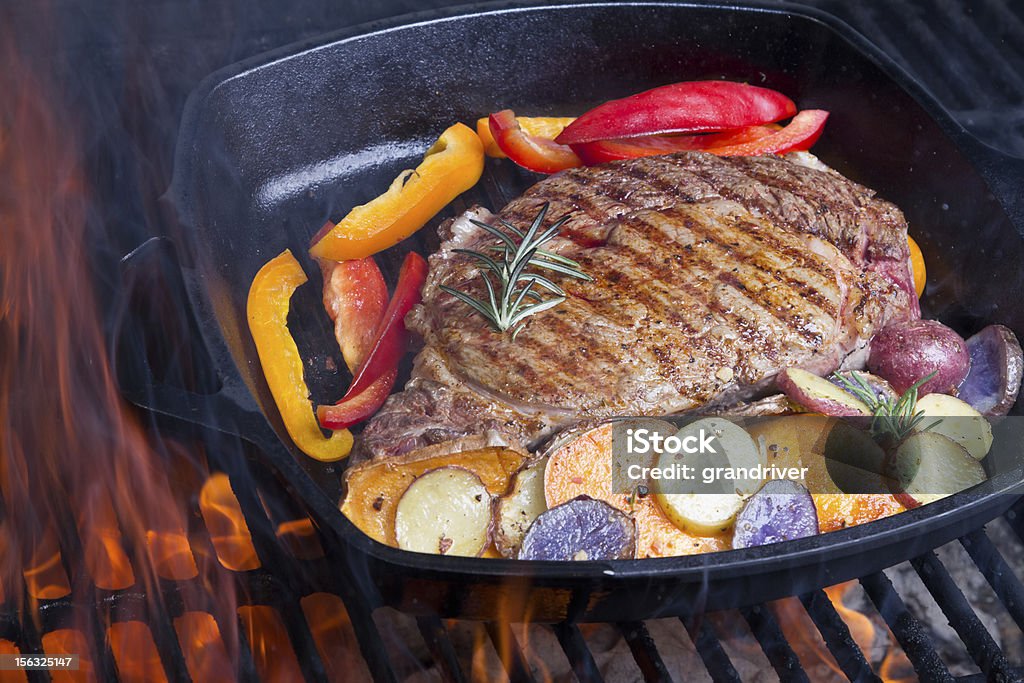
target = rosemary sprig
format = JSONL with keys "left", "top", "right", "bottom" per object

{"left": 440, "top": 203, "right": 591, "bottom": 339}
{"left": 832, "top": 370, "right": 941, "bottom": 444}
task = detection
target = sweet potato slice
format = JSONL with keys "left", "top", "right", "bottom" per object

{"left": 544, "top": 422, "right": 729, "bottom": 558}
{"left": 342, "top": 445, "right": 526, "bottom": 546}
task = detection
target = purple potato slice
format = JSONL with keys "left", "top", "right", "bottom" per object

{"left": 957, "top": 324, "right": 1024, "bottom": 416}
{"left": 518, "top": 496, "right": 636, "bottom": 561}
{"left": 732, "top": 479, "right": 818, "bottom": 549}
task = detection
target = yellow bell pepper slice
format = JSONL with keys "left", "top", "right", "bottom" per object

{"left": 309, "top": 123, "right": 484, "bottom": 261}
{"left": 247, "top": 249, "right": 353, "bottom": 461}
{"left": 475, "top": 116, "right": 576, "bottom": 158}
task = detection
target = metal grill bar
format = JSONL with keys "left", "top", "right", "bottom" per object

{"left": 799, "top": 589, "right": 880, "bottom": 683}
{"left": 553, "top": 622, "right": 604, "bottom": 683}
{"left": 686, "top": 617, "right": 741, "bottom": 683}
{"left": 740, "top": 605, "right": 810, "bottom": 683}
{"left": 858, "top": 571, "right": 953, "bottom": 682}
{"left": 618, "top": 621, "right": 672, "bottom": 683}
{"left": 961, "top": 529, "right": 1024, "bottom": 634}
{"left": 911, "top": 552, "right": 1014, "bottom": 681}
{"left": 416, "top": 616, "right": 467, "bottom": 683}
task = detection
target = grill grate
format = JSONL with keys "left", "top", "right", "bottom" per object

{"left": 3, "top": 410, "right": 1024, "bottom": 683}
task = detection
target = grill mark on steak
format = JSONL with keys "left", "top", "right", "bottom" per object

{"left": 669, "top": 209, "right": 838, "bottom": 342}
{"left": 358, "top": 152, "right": 917, "bottom": 459}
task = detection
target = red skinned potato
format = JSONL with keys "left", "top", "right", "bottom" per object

{"left": 867, "top": 320, "right": 970, "bottom": 394}
{"left": 957, "top": 325, "right": 1024, "bottom": 416}
{"left": 776, "top": 367, "right": 871, "bottom": 416}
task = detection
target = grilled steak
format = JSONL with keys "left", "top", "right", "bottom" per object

{"left": 358, "top": 152, "right": 917, "bottom": 459}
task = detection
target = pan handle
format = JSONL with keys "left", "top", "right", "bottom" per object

{"left": 117, "top": 237, "right": 272, "bottom": 443}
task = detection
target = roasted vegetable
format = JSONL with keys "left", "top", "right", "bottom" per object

{"left": 321, "top": 257, "right": 389, "bottom": 373}
{"left": 733, "top": 480, "right": 818, "bottom": 549}
{"left": 907, "top": 235, "right": 926, "bottom": 298}
{"left": 309, "top": 122, "right": 484, "bottom": 260}
{"left": 571, "top": 125, "right": 778, "bottom": 165}
{"left": 829, "top": 372, "right": 897, "bottom": 406}
{"left": 777, "top": 367, "right": 871, "bottom": 416}
{"left": 958, "top": 324, "right": 1024, "bottom": 416}
{"left": 476, "top": 115, "right": 575, "bottom": 158}
{"left": 341, "top": 444, "right": 526, "bottom": 546}
{"left": 867, "top": 320, "right": 970, "bottom": 395}
{"left": 554, "top": 80, "right": 797, "bottom": 145}
{"left": 698, "top": 110, "right": 829, "bottom": 157}
{"left": 518, "top": 496, "right": 636, "bottom": 561}
{"left": 394, "top": 467, "right": 493, "bottom": 557}
{"left": 247, "top": 249, "right": 353, "bottom": 461}
{"left": 746, "top": 415, "right": 905, "bottom": 532}
{"left": 318, "top": 252, "right": 427, "bottom": 430}
{"left": 885, "top": 432, "right": 986, "bottom": 509}
{"left": 544, "top": 422, "right": 729, "bottom": 558}
{"left": 914, "top": 393, "right": 993, "bottom": 460}
{"left": 494, "top": 458, "right": 548, "bottom": 558}
{"left": 488, "top": 109, "right": 582, "bottom": 173}
{"left": 653, "top": 418, "right": 763, "bottom": 534}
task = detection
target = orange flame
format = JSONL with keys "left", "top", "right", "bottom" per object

{"left": 769, "top": 582, "right": 917, "bottom": 682}
{"left": 0, "top": 30, "right": 239, "bottom": 673}
{"left": 238, "top": 606, "right": 304, "bottom": 681}
{"left": 300, "top": 593, "right": 372, "bottom": 682}
{"left": 173, "top": 611, "right": 235, "bottom": 682}
{"left": 199, "top": 474, "right": 260, "bottom": 572}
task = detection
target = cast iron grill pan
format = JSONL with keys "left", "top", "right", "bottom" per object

{"left": 122, "top": 1, "right": 1024, "bottom": 622}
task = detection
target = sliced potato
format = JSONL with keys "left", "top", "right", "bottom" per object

{"left": 494, "top": 458, "right": 548, "bottom": 558}
{"left": 656, "top": 493, "right": 746, "bottom": 535}
{"left": 886, "top": 432, "right": 987, "bottom": 509}
{"left": 653, "top": 418, "right": 763, "bottom": 534}
{"left": 914, "top": 393, "right": 993, "bottom": 460}
{"left": 776, "top": 368, "right": 871, "bottom": 417}
{"left": 394, "top": 467, "right": 492, "bottom": 557}
{"left": 341, "top": 445, "right": 526, "bottom": 546}
{"left": 746, "top": 415, "right": 906, "bottom": 532}
{"left": 518, "top": 496, "right": 635, "bottom": 561}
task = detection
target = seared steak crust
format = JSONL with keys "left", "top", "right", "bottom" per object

{"left": 358, "top": 152, "right": 916, "bottom": 459}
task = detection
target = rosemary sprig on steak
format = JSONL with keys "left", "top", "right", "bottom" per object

{"left": 833, "top": 370, "right": 939, "bottom": 444}
{"left": 440, "top": 202, "right": 591, "bottom": 339}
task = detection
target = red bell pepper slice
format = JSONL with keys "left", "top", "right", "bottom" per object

{"left": 317, "top": 369, "right": 398, "bottom": 430}
{"left": 321, "top": 257, "right": 389, "bottom": 373}
{"left": 555, "top": 81, "right": 797, "bottom": 146}
{"left": 704, "top": 109, "right": 829, "bottom": 156}
{"left": 488, "top": 109, "right": 582, "bottom": 174}
{"left": 317, "top": 251, "right": 428, "bottom": 430}
{"left": 571, "top": 125, "right": 778, "bottom": 165}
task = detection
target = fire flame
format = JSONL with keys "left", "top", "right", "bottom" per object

{"left": 0, "top": 35, "right": 240, "bottom": 677}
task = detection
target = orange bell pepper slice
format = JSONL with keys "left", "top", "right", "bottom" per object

{"left": 475, "top": 115, "right": 576, "bottom": 158}
{"left": 247, "top": 249, "right": 353, "bottom": 461}
{"left": 309, "top": 123, "right": 484, "bottom": 261}
{"left": 908, "top": 235, "right": 926, "bottom": 298}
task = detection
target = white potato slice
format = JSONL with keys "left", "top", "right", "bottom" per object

{"left": 656, "top": 493, "right": 747, "bottom": 535}
{"left": 494, "top": 458, "right": 548, "bottom": 558}
{"left": 886, "top": 432, "right": 987, "bottom": 508}
{"left": 654, "top": 418, "right": 764, "bottom": 534}
{"left": 914, "top": 393, "right": 994, "bottom": 460}
{"left": 394, "top": 467, "right": 492, "bottom": 557}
